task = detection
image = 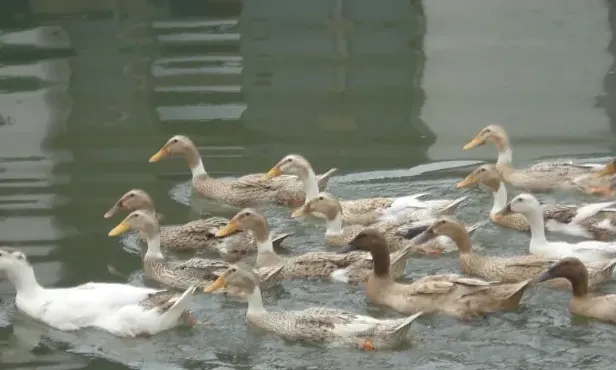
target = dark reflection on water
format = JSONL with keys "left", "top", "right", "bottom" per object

{"left": 0, "top": 0, "right": 615, "bottom": 369}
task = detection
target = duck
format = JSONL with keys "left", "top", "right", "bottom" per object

{"left": 214, "top": 208, "right": 412, "bottom": 283}
{"left": 0, "top": 247, "right": 198, "bottom": 337}
{"left": 495, "top": 193, "right": 616, "bottom": 264}
{"left": 339, "top": 229, "right": 532, "bottom": 320}
{"left": 203, "top": 263, "right": 422, "bottom": 351}
{"left": 536, "top": 257, "right": 616, "bottom": 324}
{"left": 409, "top": 216, "right": 616, "bottom": 290}
{"left": 107, "top": 210, "right": 284, "bottom": 296}
{"left": 264, "top": 154, "right": 468, "bottom": 225}
{"left": 584, "top": 159, "right": 616, "bottom": 197}
{"left": 291, "top": 192, "right": 481, "bottom": 255}
{"left": 148, "top": 135, "right": 337, "bottom": 208}
{"left": 104, "top": 188, "right": 291, "bottom": 261}
{"left": 456, "top": 164, "right": 616, "bottom": 240}
{"left": 462, "top": 125, "right": 606, "bottom": 192}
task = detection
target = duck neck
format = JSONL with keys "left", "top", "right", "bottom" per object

{"left": 325, "top": 214, "right": 343, "bottom": 236}
{"left": 144, "top": 233, "right": 164, "bottom": 260}
{"left": 185, "top": 146, "right": 207, "bottom": 179}
{"left": 525, "top": 209, "right": 548, "bottom": 245}
{"left": 448, "top": 228, "right": 473, "bottom": 255}
{"left": 7, "top": 265, "right": 44, "bottom": 298}
{"left": 300, "top": 167, "right": 320, "bottom": 203}
{"left": 246, "top": 286, "right": 266, "bottom": 315}
{"left": 370, "top": 246, "right": 391, "bottom": 278}
{"left": 490, "top": 183, "right": 508, "bottom": 215}
{"left": 570, "top": 276, "right": 588, "bottom": 297}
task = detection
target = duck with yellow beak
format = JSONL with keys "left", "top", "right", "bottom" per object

{"left": 149, "top": 135, "right": 337, "bottom": 208}
{"left": 107, "top": 210, "right": 284, "bottom": 295}
{"left": 204, "top": 263, "right": 423, "bottom": 351}
{"left": 463, "top": 125, "right": 605, "bottom": 192}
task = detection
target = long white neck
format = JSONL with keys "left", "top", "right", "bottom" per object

{"left": 490, "top": 183, "right": 508, "bottom": 215}
{"left": 190, "top": 158, "right": 207, "bottom": 179}
{"left": 496, "top": 148, "right": 513, "bottom": 165}
{"left": 256, "top": 235, "right": 275, "bottom": 255}
{"left": 301, "top": 167, "right": 320, "bottom": 203}
{"left": 524, "top": 207, "right": 548, "bottom": 245}
{"left": 7, "top": 265, "right": 44, "bottom": 297}
{"left": 145, "top": 234, "right": 164, "bottom": 259}
{"left": 246, "top": 286, "right": 266, "bottom": 314}
{"left": 325, "top": 215, "right": 343, "bottom": 236}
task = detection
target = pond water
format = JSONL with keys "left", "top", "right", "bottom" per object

{"left": 1, "top": 0, "right": 616, "bottom": 369}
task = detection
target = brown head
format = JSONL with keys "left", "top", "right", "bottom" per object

{"left": 456, "top": 164, "right": 502, "bottom": 192}
{"left": 149, "top": 135, "right": 201, "bottom": 168}
{"left": 291, "top": 192, "right": 342, "bottom": 221}
{"left": 463, "top": 125, "right": 510, "bottom": 152}
{"left": 409, "top": 216, "right": 473, "bottom": 254}
{"left": 104, "top": 189, "right": 154, "bottom": 218}
{"left": 536, "top": 257, "right": 589, "bottom": 296}
{"left": 107, "top": 210, "right": 159, "bottom": 239}
{"left": 339, "top": 229, "right": 391, "bottom": 277}
{"left": 203, "top": 263, "right": 259, "bottom": 294}
{"left": 262, "top": 154, "right": 313, "bottom": 181}
{"left": 215, "top": 208, "right": 269, "bottom": 242}
{"left": 591, "top": 159, "right": 616, "bottom": 179}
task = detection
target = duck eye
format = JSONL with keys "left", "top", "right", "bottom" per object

{"left": 286, "top": 158, "right": 293, "bottom": 163}
{"left": 485, "top": 128, "right": 491, "bottom": 133}
{"left": 128, "top": 193, "right": 135, "bottom": 197}
{"left": 243, "top": 212, "right": 250, "bottom": 217}
{"left": 131, "top": 213, "right": 139, "bottom": 218}
{"left": 318, "top": 196, "right": 324, "bottom": 200}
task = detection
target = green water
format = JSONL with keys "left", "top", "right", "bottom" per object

{"left": 1, "top": 0, "right": 616, "bottom": 369}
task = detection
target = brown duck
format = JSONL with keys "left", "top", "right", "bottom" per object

{"left": 148, "top": 135, "right": 337, "bottom": 208}
{"left": 340, "top": 229, "right": 532, "bottom": 319}
{"left": 104, "top": 188, "right": 290, "bottom": 261}
{"left": 537, "top": 257, "right": 616, "bottom": 324}
{"left": 411, "top": 216, "right": 616, "bottom": 290}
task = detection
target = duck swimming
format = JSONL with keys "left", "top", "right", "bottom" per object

{"left": 148, "top": 135, "right": 337, "bottom": 208}
{"left": 0, "top": 247, "right": 197, "bottom": 337}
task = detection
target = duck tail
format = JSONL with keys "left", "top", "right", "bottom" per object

{"left": 501, "top": 278, "right": 533, "bottom": 305}
{"left": 467, "top": 220, "right": 489, "bottom": 237}
{"left": 435, "top": 195, "right": 469, "bottom": 216}
{"left": 260, "top": 264, "right": 285, "bottom": 290}
{"left": 389, "top": 244, "right": 413, "bottom": 278}
{"left": 601, "top": 257, "right": 616, "bottom": 274}
{"left": 316, "top": 168, "right": 338, "bottom": 189}
{"left": 159, "top": 285, "right": 197, "bottom": 322}
{"left": 272, "top": 232, "right": 293, "bottom": 252}
{"left": 387, "top": 312, "right": 423, "bottom": 343}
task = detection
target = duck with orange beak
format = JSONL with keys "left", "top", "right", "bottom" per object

{"left": 148, "top": 135, "right": 336, "bottom": 208}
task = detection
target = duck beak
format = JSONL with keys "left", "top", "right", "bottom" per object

{"left": 215, "top": 220, "right": 239, "bottom": 237}
{"left": 149, "top": 147, "right": 170, "bottom": 163}
{"left": 494, "top": 204, "right": 513, "bottom": 217}
{"left": 592, "top": 162, "right": 616, "bottom": 179}
{"left": 104, "top": 202, "right": 121, "bottom": 219}
{"left": 463, "top": 136, "right": 485, "bottom": 151}
{"left": 456, "top": 174, "right": 478, "bottom": 188}
{"left": 339, "top": 240, "right": 358, "bottom": 254}
{"left": 262, "top": 165, "right": 282, "bottom": 181}
{"left": 108, "top": 221, "right": 130, "bottom": 236}
{"left": 535, "top": 270, "right": 554, "bottom": 283}
{"left": 203, "top": 275, "right": 228, "bottom": 293}
{"left": 291, "top": 205, "right": 309, "bottom": 218}
{"left": 410, "top": 229, "right": 436, "bottom": 245}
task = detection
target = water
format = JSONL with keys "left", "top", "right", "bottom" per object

{"left": 1, "top": 0, "right": 615, "bottom": 369}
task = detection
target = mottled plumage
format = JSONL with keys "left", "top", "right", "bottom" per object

{"left": 266, "top": 154, "right": 466, "bottom": 226}
{"left": 104, "top": 189, "right": 291, "bottom": 261}
{"left": 342, "top": 229, "right": 533, "bottom": 320}
{"left": 412, "top": 216, "right": 616, "bottom": 290}
{"left": 457, "top": 164, "right": 616, "bottom": 240}
{"left": 463, "top": 125, "right": 608, "bottom": 193}
{"left": 204, "top": 264, "right": 422, "bottom": 350}
{"left": 149, "top": 135, "right": 336, "bottom": 208}
{"left": 215, "top": 208, "right": 411, "bottom": 284}
{"left": 108, "top": 210, "right": 284, "bottom": 296}
{"left": 292, "top": 192, "right": 481, "bottom": 255}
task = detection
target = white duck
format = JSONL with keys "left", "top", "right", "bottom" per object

{"left": 264, "top": 154, "right": 467, "bottom": 225}
{"left": 496, "top": 194, "right": 616, "bottom": 264}
{"left": 0, "top": 247, "right": 197, "bottom": 337}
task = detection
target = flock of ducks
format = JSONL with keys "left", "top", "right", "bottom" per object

{"left": 3, "top": 124, "right": 616, "bottom": 351}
